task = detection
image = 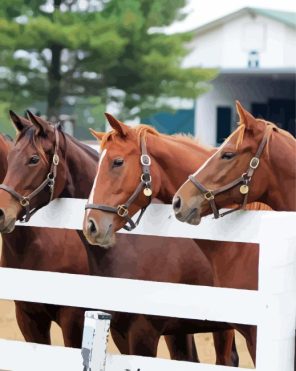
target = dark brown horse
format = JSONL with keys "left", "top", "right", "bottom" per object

{"left": 0, "top": 132, "right": 87, "bottom": 347}
{"left": 174, "top": 101, "right": 296, "bottom": 222}
{"left": 81, "top": 114, "right": 272, "bottom": 365}
{"left": 0, "top": 112, "right": 238, "bottom": 365}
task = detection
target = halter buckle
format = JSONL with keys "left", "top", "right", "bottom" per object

{"left": 20, "top": 198, "right": 29, "bottom": 207}
{"left": 250, "top": 157, "right": 259, "bottom": 169}
{"left": 117, "top": 204, "right": 128, "bottom": 218}
{"left": 204, "top": 191, "right": 214, "bottom": 201}
{"left": 53, "top": 154, "right": 59, "bottom": 166}
{"left": 141, "top": 154, "right": 151, "bottom": 166}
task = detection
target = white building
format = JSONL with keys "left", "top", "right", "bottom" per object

{"left": 184, "top": 7, "right": 296, "bottom": 146}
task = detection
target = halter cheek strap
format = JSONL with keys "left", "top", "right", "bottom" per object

{"left": 188, "top": 129, "right": 270, "bottom": 219}
{"left": 0, "top": 127, "right": 60, "bottom": 222}
{"left": 85, "top": 136, "right": 152, "bottom": 231}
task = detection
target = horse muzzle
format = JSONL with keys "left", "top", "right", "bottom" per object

{"left": 173, "top": 194, "right": 202, "bottom": 225}
{"left": 83, "top": 215, "right": 115, "bottom": 248}
{"left": 0, "top": 208, "right": 17, "bottom": 233}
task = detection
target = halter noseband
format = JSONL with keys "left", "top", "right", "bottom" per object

{"left": 0, "top": 126, "right": 60, "bottom": 222}
{"left": 85, "top": 136, "right": 152, "bottom": 231}
{"left": 188, "top": 129, "right": 270, "bottom": 219}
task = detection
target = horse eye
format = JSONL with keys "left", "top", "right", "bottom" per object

{"left": 28, "top": 155, "right": 40, "bottom": 165}
{"left": 221, "top": 152, "right": 236, "bottom": 160}
{"left": 112, "top": 158, "right": 124, "bottom": 168}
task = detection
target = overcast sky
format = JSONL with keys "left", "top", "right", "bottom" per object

{"left": 167, "top": 0, "right": 296, "bottom": 33}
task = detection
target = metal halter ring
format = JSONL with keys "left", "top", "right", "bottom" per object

{"left": 204, "top": 191, "right": 214, "bottom": 201}
{"left": 53, "top": 154, "right": 59, "bottom": 166}
{"left": 140, "top": 154, "right": 151, "bottom": 166}
{"left": 250, "top": 157, "right": 260, "bottom": 169}
{"left": 117, "top": 204, "right": 129, "bottom": 218}
{"left": 141, "top": 173, "right": 152, "bottom": 183}
{"left": 20, "top": 198, "right": 29, "bottom": 207}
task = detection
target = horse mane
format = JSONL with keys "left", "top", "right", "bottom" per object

{"left": 100, "top": 123, "right": 212, "bottom": 153}
{"left": 245, "top": 202, "right": 272, "bottom": 211}
{"left": 65, "top": 133, "right": 99, "bottom": 161}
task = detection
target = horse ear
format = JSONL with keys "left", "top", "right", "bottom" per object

{"left": 9, "top": 110, "right": 31, "bottom": 132}
{"left": 89, "top": 128, "right": 105, "bottom": 141}
{"left": 26, "top": 110, "right": 50, "bottom": 135}
{"left": 104, "top": 113, "right": 129, "bottom": 137}
{"left": 236, "top": 101, "right": 256, "bottom": 130}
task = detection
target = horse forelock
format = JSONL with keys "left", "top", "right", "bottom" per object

{"left": 16, "top": 126, "right": 49, "bottom": 165}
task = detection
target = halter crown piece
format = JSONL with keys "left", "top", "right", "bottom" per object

{"left": 188, "top": 128, "right": 270, "bottom": 219}
{"left": 0, "top": 126, "right": 60, "bottom": 222}
{"left": 85, "top": 136, "right": 152, "bottom": 231}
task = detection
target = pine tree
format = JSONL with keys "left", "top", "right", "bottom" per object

{"left": 0, "top": 0, "right": 216, "bottom": 124}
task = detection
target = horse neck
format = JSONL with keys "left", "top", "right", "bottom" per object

{"left": 1, "top": 227, "right": 35, "bottom": 267}
{"left": 147, "top": 134, "right": 215, "bottom": 203}
{"left": 264, "top": 131, "right": 296, "bottom": 211}
{"left": 61, "top": 134, "right": 98, "bottom": 198}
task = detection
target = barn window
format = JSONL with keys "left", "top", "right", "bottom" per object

{"left": 248, "top": 50, "right": 260, "bottom": 68}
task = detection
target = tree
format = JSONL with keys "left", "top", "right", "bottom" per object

{"left": 0, "top": 0, "right": 216, "bottom": 125}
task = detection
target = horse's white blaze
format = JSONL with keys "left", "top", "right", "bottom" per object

{"left": 86, "top": 149, "right": 107, "bottom": 217}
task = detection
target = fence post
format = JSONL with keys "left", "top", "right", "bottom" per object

{"left": 81, "top": 311, "right": 112, "bottom": 371}
{"left": 256, "top": 235, "right": 296, "bottom": 371}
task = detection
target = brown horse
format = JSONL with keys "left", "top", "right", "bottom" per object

{"left": 0, "top": 112, "right": 238, "bottom": 365}
{"left": 0, "top": 132, "right": 87, "bottom": 347}
{"left": 174, "top": 101, "right": 296, "bottom": 224}
{"left": 81, "top": 113, "right": 270, "bottom": 365}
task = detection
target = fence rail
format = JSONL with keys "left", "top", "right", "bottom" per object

{"left": 0, "top": 200, "right": 295, "bottom": 371}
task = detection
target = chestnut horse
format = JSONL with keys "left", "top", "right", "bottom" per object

{"left": 0, "top": 132, "right": 88, "bottom": 347}
{"left": 81, "top": 113, "right": 272, "bottom": 365}
{"left": 174, "top": 101, "right": 296, "bottom": 223}
{"left": 0, "top": 112, "right": 238, "bottom": 365}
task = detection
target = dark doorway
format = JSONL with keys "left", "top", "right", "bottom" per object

{"left": 268, "top": 99, "right": 295, "bottom": 136}
{"left": 252, "top": 99, "right": 295, "bottom": 136}
{"left": 216, "top": 107, "right": 232, "bottom": 144}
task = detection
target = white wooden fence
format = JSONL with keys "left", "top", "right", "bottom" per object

{"left": 0, "top": 199, "right": 295, "bottom": 371}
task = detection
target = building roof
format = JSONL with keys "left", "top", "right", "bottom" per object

{"left": 193, "top": 7, "right": 296, "bottom": 35}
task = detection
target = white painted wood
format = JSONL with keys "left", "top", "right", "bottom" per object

{"left": 3, "top": 204, "right": 296, "bottom": 371}
{"left": 255, "top": 236, "right": 296, "bottom": 371}
{"left": 0, "top": 339, "right": 81, "bottom": 371}
{"left": 184, "top": 12, "right": 296, "bottom": 69}
{"left": 82, "top": 311, "right": 111, "bottom": 371}
{"left": 0, "top": 267, "right": 260, "bottom": 325}
{"left": 0, "top": 339, "right": 250, "bottom": 371}
{"left": 16, "top": 199, "right": 296, "bottom": 243}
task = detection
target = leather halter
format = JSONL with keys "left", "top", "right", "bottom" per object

{"left": 188, "top": 129, "right": 270, "bottom": 219}
{"left": 0, "top": 126, "right": 60, "bottom": 222}
{"left": 85, "top": 136, "right": 152, "bottom": 231}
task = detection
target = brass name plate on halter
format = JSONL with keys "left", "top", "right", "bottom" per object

{"left": 143, "top": 187, "right": 152, "bottom": 197}
{"left": 240, "top": 185, "right": 249, "bottom": 194}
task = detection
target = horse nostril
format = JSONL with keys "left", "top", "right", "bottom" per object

{"left": 88, "top": 219, "right": 98, "bottom": 236}
{"left": 173, "top": 196, "right": 182, "bottom": 212}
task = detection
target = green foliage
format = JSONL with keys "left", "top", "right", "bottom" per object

{"left": 0, "top": 0, "right": 216, "bottom": 126}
